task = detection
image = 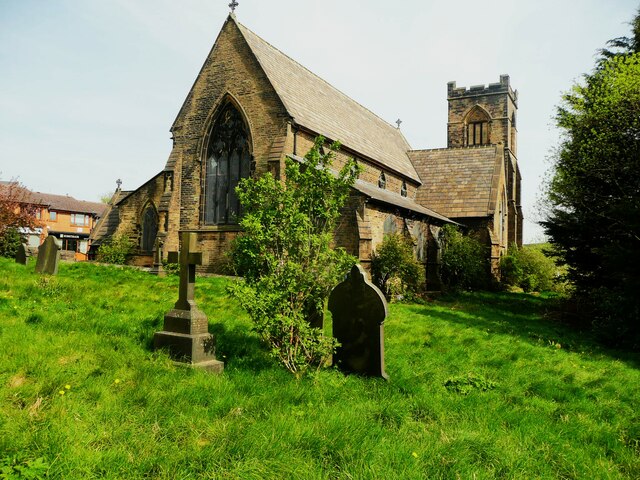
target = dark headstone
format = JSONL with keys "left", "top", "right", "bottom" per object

{"left": 328, "top": 264, "right": 389, "bottom": 379}
{"left": 153, "top": 232, "right": 224, "bottom": 373}
{"left": 35, "top": 236, "right": 61, "bottom": 275}
{"left": 15, "top": 243, "right": 28, "bottom": 265}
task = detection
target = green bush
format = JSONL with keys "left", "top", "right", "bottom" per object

{"left": 500, "top": 245, "right": 556, "bottom": 292}
{"left": 96, "top": 234, "right": 134, "bottom": 265}
{"left": 439, "top": 225, "right": 489, "bottom": 290}
{"left": 229, "top": 136, "right": 359, "bottom": 376}
{"left": 371, "top": 233, "right": 424, "bottom": 300}
{"left": 0, "top": 227, "right": 24, "bottom": 259}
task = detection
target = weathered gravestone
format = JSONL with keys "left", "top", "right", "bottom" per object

{"left": 328, "top": 264, "right": 389, "bottom": 379}
{"left": 149, "top": 237, "right": 165, "bottom": 277}
{"left": 153, "top": 232, "right": 224, "bottom": 373}
{"left": 15, "top": 243, "right": 28, "bottom": 265}
{"left": 35, "top": 236, "right": 61, "bottom": 275}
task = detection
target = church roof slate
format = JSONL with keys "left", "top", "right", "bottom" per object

{"left": 409, "top": 146, "right": 503, "bottom": 218}
{"left": 234, "top": 17, "right": 421, "bottom": 183}
{"left": 89, "top": 190, "right": 132, "bottom": 245}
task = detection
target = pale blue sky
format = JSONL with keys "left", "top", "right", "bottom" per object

{"left": 1, "top": 0, "right": 637, "bottom": 242}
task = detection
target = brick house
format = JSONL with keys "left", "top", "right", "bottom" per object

{"left": 0, "top": 182, "right": 107, "bottom": 260}
{"left": 92, "top": 14, "right": 522, "bottom": 281}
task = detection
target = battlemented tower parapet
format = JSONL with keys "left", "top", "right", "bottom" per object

{"left": 446, "top": 74, "right": 518, "bottom": 154}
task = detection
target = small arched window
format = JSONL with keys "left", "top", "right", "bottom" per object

{"left": 141, "top": 204, "right": 158, "bottom": 253}
{"left": 378, "top": 172, "right": 386, "bottom": 189}
{"left": 400, "top": 181, "right": 407, "bottom": 197}
{"left": 204, "top": 102, "right": 252, "bottom": 225}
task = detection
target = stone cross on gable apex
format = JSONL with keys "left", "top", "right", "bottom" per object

{"left": 167, "top": 232, "right": 203, "bottom": 311}
{"left": 229, "top": 0, "right": 239, "bottom": 13}
{"left": 395, "top": 119, "right": 402, "bottom": 129}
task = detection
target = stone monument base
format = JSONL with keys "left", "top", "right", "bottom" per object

{"left": 154, "top": 308, "right": 224, "bottom": 373}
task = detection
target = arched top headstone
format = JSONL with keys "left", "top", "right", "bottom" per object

{"left": 328, "top": 264, "right": 389, "bottom": 379}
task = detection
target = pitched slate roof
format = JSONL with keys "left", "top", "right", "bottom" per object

{"left": 30, "top": 192, "right": 107, "bottom": 216}
{"left": 234, "top": 17, "right": 421, "bottom": 183}
{"left": 352, "top": 179, "right": 452, "bottom": 223}
{"left": 0, "top": 182, "right": 107, "bottom": 216}
{"left": 89, "top": 190, "right": 132, "bottom": 245}
{"left": 410, "top": 146, "right": 503, "bottom": 218}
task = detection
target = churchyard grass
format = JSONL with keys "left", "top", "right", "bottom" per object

{"left": 1, "top": 257, "right": 639, "bottom": 479}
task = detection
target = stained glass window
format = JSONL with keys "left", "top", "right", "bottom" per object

{"left": 204, "top": 103, "right": 251, "bottom": 225}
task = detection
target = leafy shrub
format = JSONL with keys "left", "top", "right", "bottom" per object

{"left": 500, "top": 244, "right": 556, "bottom": 292}
{"left": 371, "top": 233, "right": 424, "bottom": 300}
{"left": 161, "top": 260, "right": 179, "bottom": 276}
{"left": 229, "top": 136, "right": 360, "bottom": 376}
{"left": 96, "top": 234, "right": 134, "bottom": 265}
{"left": 444, "top": 373, "right": 497, "bottom": 395}
{"left": 0, "top": 227, "right": 24, "bottom": 259}
{"left": 439, "top": 225, "right": 489, "bottom": 290}
{"left": 0, "top": 455, "right": 49, "bottom": 479}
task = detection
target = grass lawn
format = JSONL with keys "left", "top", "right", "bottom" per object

{"left": 1, "top": 258, "right": 639, "bottom": 479}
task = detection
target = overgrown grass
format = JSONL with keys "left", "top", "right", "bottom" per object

{"left": 1, "top": 258, "right": 639, "bottom": 479}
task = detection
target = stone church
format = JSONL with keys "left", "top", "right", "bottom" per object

{"left": 91, "top": 14, "right": 522, "bottom": 282}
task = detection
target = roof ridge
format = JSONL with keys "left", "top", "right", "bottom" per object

{"left": 234, "top": 18, "right": 405, "bottom": 140}
{"left": 409, "top": 145, "right": 498, "bottom": 153}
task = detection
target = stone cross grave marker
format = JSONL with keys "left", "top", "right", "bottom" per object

{"left": 153, "top": 232, "right": 224, "bottom": 373}
{"left": 15, "top": 243, "right": 28, "bottom": 265}
{"left": 328, "top": 264, "right": 389, "bottom": 379}
{"left": 35, "top": 236, "right": 61, "bottom": 275}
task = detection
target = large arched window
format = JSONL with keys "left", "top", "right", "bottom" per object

{"left": 141, "top": 204, "right": 158, "bottom": 253}
{"left": 204, "top": 102, "right": 252, "bottom": 225}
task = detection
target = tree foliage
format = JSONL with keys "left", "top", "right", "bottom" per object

{"left": 500, "top": 245, "right": 556, "bottom": 293}
{"left": 439, "top": 225, "right": 489, "bottom": 290}
{"left": 229, "top": 136, "right": 360, "bottom": 375}
{"left": 371, "top": 233, "right": 424, "bottom": 300}
{"left": 542, "top": 10, "right": 640, "bottom": 347}
{"left": 0, "top": 180, "right": 41, "bottom": 258}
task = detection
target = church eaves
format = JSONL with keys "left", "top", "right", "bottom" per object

{"left": 233, "top": 17, "right": 421, "bottom": 183}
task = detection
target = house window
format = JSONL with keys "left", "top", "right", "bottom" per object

{"left": 468, "top": 121, "right": 488, "bottom": 145}
{"left": 71, "top": 213, "right": 89, "bottom": 226}
{"left": 141, "top": 205, "right": 158, "bottom": 253}
{"left": 49, "top": 211, "right": 57, "bottom": 221}
{"left": 378, "top": 172, "right": 386, "bottom": 189}
{"left": 400, "top": 181, "right": 407, "bottom": 197}
{"left": 204, "top": 102, "right": 251, "bottom": 225}
{"left": 35, "top": 209, "right": 41, "bottom": 220}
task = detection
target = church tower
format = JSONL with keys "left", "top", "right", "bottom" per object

{"left": 446, "top": 74, "right": 522, "bottom": 247}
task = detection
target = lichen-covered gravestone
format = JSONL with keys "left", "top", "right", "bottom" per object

{"left": 35, "top": 236, "right": 61, "bottom": 275}
{"left": 15, "top": 243, "right": 28, "bottom": 265}
{"left": 153, "top": 232, "right": 224, "bottom": 373}
{"left": 328, "top": 264, "right": 389, "bottom": 379}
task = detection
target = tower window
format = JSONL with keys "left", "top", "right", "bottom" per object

{"left": 400, "top": 181, "right": 407, "bottom": 197}
{"left": 468, "top": 121, "right": 488, "bottom": 145}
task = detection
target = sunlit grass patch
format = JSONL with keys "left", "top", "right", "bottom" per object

{"left": 1, "top": 257, "right": 639, "bottom": 478}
